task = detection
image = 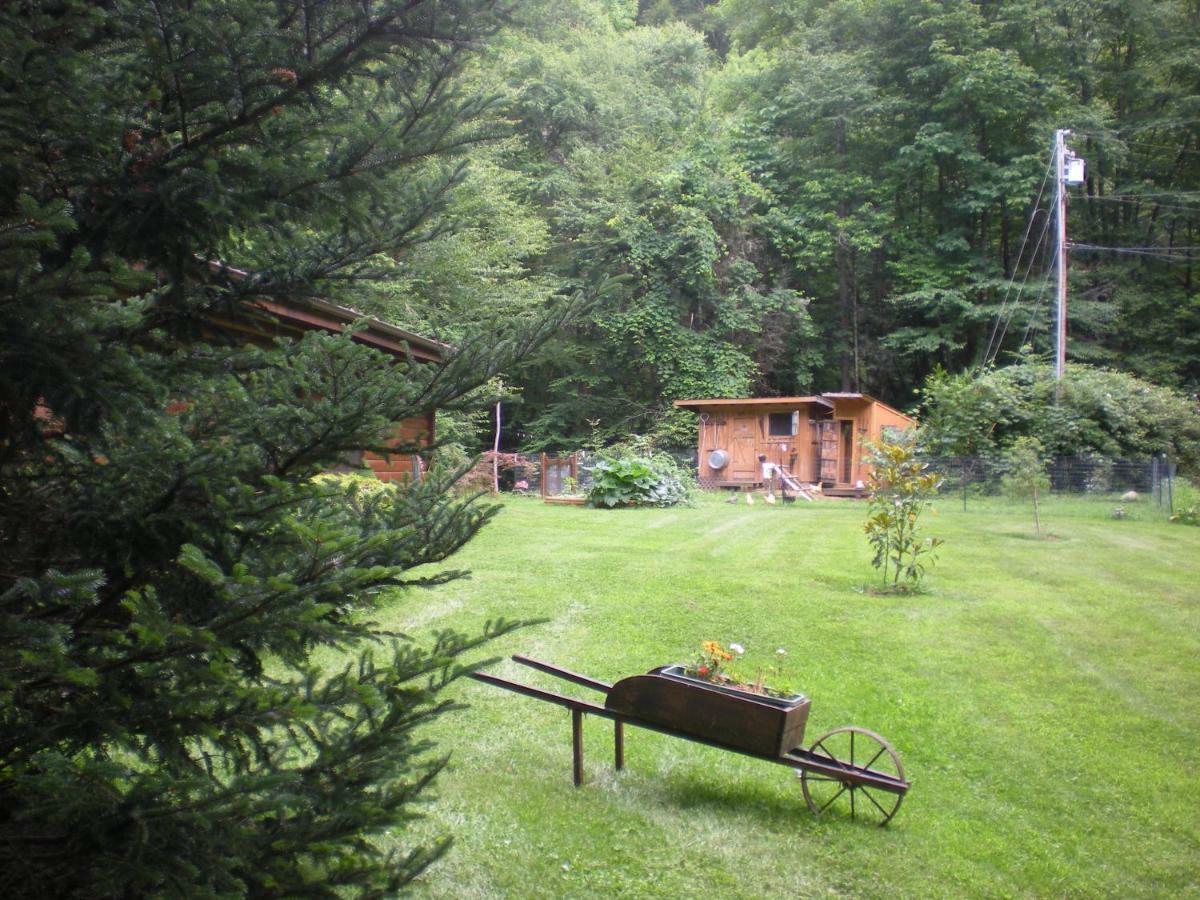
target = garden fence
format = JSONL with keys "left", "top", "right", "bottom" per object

{"left": 505, "top": 451, "right": 1181, "bottom": 513}
{"left": 923, "top": 455, "right": 1179, "bottom": 509}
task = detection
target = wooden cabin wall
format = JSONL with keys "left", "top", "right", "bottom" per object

{"left": 824, "top": 399, "right": 867, "bottom": 486}
{"left": 695, "top": 406, "right": 820, "bottom": 484}
{"left": 362, "top": 411, "right": 435, "bottom": 483}
{"left": 874, "top": 403, "right": 915, "bottom": 438}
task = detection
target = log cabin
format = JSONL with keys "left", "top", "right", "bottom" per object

{"left": 204, "top": 272, "right": 445, "bottom": 484}
{"left": 674, "top": 394, "right": 915, "bottom": 496}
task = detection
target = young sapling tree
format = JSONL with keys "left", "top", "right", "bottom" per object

{"left": 863, "top": 435, "right": 944, "bottom": 591}
{"left": 1002, "top": 436, "right": 1052, "bottom": 536}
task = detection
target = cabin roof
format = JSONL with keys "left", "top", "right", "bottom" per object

{"left": 207, "top": 260, "right": 446, "bottom": 363}
{"left": 248, "top": 296, "right": 446, "bottom": 363}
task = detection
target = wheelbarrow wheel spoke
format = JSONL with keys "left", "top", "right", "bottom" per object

{"left": 799, "top": 726, "right": 907, "bottom": 826}
{"left": 817, "top": 785, "right": 847, "bottom": 815}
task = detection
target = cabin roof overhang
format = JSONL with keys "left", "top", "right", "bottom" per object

{"left": 248, "top": 296, "right": 446, "bottom": 363}
{"left": 205, "top": 259, "right": 446, "bottom": 364}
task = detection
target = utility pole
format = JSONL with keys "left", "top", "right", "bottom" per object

{"left": 1053, "top": 129, "right": 1086, "bottom": 385}
{"left": 1054, "top": 128, "right": 1069, "bottom": 384}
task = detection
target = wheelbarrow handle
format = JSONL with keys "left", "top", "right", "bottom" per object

{"left": 511, "top": 654, "right": 613, "bottom": 694}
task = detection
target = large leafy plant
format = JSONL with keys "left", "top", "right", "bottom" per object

{"left": 587, "top": 454, "right": 690, "bottom": 508}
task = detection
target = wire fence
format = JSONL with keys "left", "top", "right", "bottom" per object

{"left": 924, "top": 455, "right": 1180, "bottom": 507}
{"left": 489, "top": 450, "right": 1184, "bottom": 514}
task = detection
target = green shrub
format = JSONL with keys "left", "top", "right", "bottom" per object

{"left": 584, "top": 434, "right": 695, "bottom": 508}
{"left": 1167, "top": 477, "right": 1198, "bottom": 526}
{"left": 1168, "top": 507, "right": 1199, "bottom": 526}
{"left": 587, "top": 451, "right": 691, "bottom": 508}
{"left": 863, "top": 435, "right": 944, "bottom": 590}
{"left": 919, "top": 363, "right": 1200, "bottom": 469}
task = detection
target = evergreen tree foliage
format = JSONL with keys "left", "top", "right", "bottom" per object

{"left": 0, "top": 2, "right": 576, "bottom": 895}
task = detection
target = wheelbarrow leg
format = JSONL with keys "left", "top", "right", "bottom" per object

{"left": 572, "top": 709, "right": 584, "bottom": 786}
{"left": 614, "top": 721, "right": 624, "bottom": 771}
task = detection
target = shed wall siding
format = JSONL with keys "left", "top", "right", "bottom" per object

{"left": 681, "top": 395, "right": 915, "bottom": 491}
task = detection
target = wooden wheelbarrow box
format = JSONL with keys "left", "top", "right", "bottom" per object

{"left": 606, "top": 665, "right": 810, "bottom": 758}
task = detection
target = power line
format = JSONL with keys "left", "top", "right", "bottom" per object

{"left": 1074, "top": 131, "right": 1200, "bottom": 157}
{"left": 1069, "top": 243, "right": 1200, "bottom": 251}
{"left": 1017, "top": 262, "right": 1057, "bottom": 354}
{"left": 1068, "top": 243, "right": 1200, "bottom": 263}
{"left": 980, "top": 157, "right": 1054, "bottom": 371}
{"left": 1101, "top": 190, "right": 1200, "bottom": 198}
{"left": 1080, "top": 196, "right": 1200, "bottom": 213}
{"left": 986, "top": 206, "right": 1053, "bottom": 370}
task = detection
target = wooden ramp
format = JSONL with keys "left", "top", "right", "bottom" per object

{"left": 775, "top": 466, "right": 817, "bottom": 501}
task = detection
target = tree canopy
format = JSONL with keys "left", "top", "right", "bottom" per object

{"left": 356, "top": 0, "right": 1198, "bottom": 451}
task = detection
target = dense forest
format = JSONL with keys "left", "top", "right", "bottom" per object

{"left": 341, "top": 0, "right": 1200, "bottom": 451}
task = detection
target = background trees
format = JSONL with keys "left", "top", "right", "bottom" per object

{"left": 430, "top": 0, "right": 1199, "bottom": 452}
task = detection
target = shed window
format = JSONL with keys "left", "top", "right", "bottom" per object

{"left": 768, "top": 412, "right": 797, "bottom": 436}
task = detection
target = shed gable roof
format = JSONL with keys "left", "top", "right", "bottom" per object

{"left": 674, "top": 393, "right": 914, "bottom": 423}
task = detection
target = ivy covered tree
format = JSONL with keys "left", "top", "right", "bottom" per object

{"left": 0, "top": 2, "right": 574, "bottom": 895}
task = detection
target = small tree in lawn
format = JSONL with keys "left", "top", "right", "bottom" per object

{"left": 1002, "top": 436, "right": 1052, "bottom": 536}
{"left": 864, "top": 435, "right": 944, "bottom": 591}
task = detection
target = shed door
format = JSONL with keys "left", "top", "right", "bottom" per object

{"left": 840, "top": 420, "right": 855, "bottom": 484}
{"left": 730, "top": 417, "right": 758, "bottom": 480}
{"left": 818, "top": 421, "right": 838, "bottom": 483}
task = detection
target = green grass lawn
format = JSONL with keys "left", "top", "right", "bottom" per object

{"left": 364, "top": 493, "right": 1199, "bottom": 898}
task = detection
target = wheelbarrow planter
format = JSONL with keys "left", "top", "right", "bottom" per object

{"left": 472, "top": 655, "right": 911, "bottom": 826}
{"left": 608, "top": 665, "right": 810, "bottom": 758}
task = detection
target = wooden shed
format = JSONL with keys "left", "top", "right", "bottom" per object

{"left": 673, "top": 394, "right": 914, "bottom": 495}
{"left": 206, "top": 264, "right": 445, "bottom": 484}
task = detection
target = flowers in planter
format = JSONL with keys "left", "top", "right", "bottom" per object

{"left": 685, "top": 640, "right": 796, "bottom": 698}
{"left": 691, "top": 640, "right": 734, "bottom": 680}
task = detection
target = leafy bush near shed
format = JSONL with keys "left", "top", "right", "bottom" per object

{"left": 587, "top": 439, "right": 693, "bottom": 508}
{"left": 1169, "top": 478, "right": 1200, "bottom": 526}
{"left": 919, "top": 363, "right": 1200, "bottom": 470}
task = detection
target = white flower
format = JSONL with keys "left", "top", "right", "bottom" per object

{"left": 729, "top": 642, "right": 745, "bottom": 655}
{"left": 776, "top": 648, "right": 787, "bottom": 656}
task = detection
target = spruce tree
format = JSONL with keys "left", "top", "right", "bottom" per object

{"left": 0, "top": 2, "right": 570, "bottom": 895}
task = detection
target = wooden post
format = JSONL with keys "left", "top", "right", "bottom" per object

{"left": 492, "top": 399, "right": 501, "bottom": 493}
{"left": 614, "top": 721, "right": 624, "bottom": 771}
{"left": 571, "top": 709, "right": 584, "bottom": 786}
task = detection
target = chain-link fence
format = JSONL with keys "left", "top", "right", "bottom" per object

{"left": 505, "top": 450, "right": 1184, "bottom": 512}
{"left": 924, "top": 455, "right": 1180, "bottom": 507}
